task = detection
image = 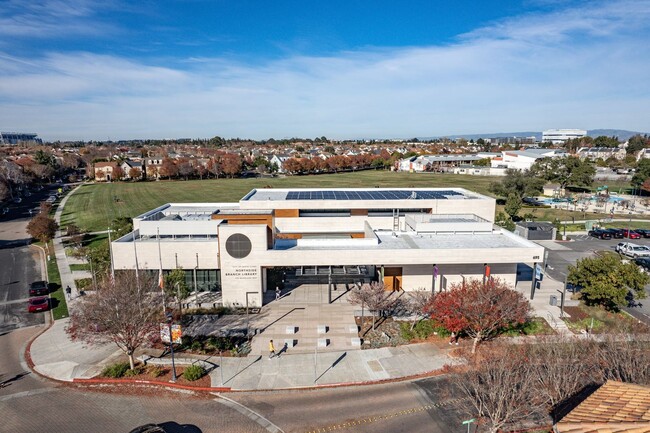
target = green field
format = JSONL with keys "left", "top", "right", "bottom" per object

{"left": 61, "top": 171, "right": 639, "bottom": 232}
{"left": 62, "top": 172, "right": 504, "bottom": 231}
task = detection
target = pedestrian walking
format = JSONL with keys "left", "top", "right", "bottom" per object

{"left": 65, "top": 285, "right": 72, "bottom": 300}
{"left": 269, "top": 340, "right": 276, "bottom": 359}
{"left": 449, "top": 332, "right": 455, "bottom": 345}
{"left": 275, "top": 286, "right": 281, "bottom": 300}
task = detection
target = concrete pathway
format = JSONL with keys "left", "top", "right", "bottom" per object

{"left": 52, "top": 185, "right": 84, "bottom": 299}
{"left": 30, "top": 318, "right": 122, "bottom": 381}
{"left": 515, "top": 276, "right": 575, "bottom": 335}
{"left": 139, "top": 342, "right": 456, "bottom": 390}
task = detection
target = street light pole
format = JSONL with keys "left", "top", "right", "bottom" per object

{"left": 166, "top": 312, "right": 177, "bottom": 383}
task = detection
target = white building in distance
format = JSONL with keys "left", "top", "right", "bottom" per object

{"left": 111, "top": 188, "right": 544, "bottom": 308}
{"left": 491, "top": 149, "right": 567, "bottom": 171}
{"left": 542, "top": 129, "right": 587, "bottom": 144}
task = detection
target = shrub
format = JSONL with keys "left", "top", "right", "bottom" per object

{"left": 190, "top": 341, "right": 203, "bottom": 353}
{"left": 205, "top": 336, "right": 235, "bottom": 352}
{"left": 148, "top": 366, "right": 165, "bottom": 378}
{"left": 123, "top": 366, "right": 144, "bottom": 377}
{"left": 399, "top": 320, "right": 442, "bottom": 341}
{"left": 183, "top": 364, "right": 206, "bottom": 381}
{"left": 101, "top": 362, "right": 130, "bottom": 378}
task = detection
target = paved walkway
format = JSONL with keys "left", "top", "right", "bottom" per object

{"left": 52, "top": 185, "right": 84, "bottom": 299}
{"left": 514, "top": 274, "right": 576, "bottom": 335}
{"left": 140, "top": 343, "right": 455, "bottom": 390}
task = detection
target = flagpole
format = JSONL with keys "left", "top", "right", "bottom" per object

{"left": 132, "top": 229, "right": 140, "bottom": 288}
{"left": 157, "top": 227, "right": 167, "bottom": 312}
{"left": 108, "top": 226, "right": 115, "bottom": 282}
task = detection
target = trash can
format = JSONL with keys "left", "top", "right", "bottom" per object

{"left": 550, "top": 295, "right": 557, "bottom": 306}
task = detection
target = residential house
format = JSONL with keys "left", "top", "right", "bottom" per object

{"left": 270, "top": 154, "right": 292, "bottom": 173}
{"left": 554, "top": 380, "right": 650, "bottom": 433}
{"left": 143, "top": 156, "right": 164, "bottom": 179}
{"left": 121, "top": 160, "right": 143, "bottom": 180}
{"left": 94, "top": 162, "right": 118, "bottom": 181}
{"left": 577, "top": 147, "right": 626, "bottom": 161}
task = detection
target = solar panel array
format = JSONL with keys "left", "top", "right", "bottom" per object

{"left": 285, "top": 190, "right": 463, "bottom": 200}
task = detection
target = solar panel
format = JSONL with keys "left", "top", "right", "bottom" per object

{"left": 283, "top": 190, "right": 462, "bottom": 200}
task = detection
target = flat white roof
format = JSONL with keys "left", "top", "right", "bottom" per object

{"left": 274, "top": 229, "right": 539, "bottom": 251}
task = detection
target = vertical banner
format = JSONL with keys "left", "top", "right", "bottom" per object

{"left": 160, "top": 324, "right": 183, "bottom": 344}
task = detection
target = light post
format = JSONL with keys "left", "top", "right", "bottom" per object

{"left": 165, "top": 312, "right": 177, "bottom": 383}
{"left": 628, "top": 211, "right": 633, "bottom": 237}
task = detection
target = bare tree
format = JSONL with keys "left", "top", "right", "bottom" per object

{"left": 403, "top": 289, "right": 435, "bottom": 331}
{"left": 348, "top": 281, "right": 393, "bottom": 331}
{"left": 596, "top": 336, "right": 650, "bottom": 385}
{"left": 523, "top": 337, "right": 599, "bottom": 420}
{"left": 66, "top": 271, "right": 165, "bottom": 369}
{"left": 453, "top": 343, "right": 546, "bottom": 433}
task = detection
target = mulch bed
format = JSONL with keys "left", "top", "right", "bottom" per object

{"left": 101, "top": 365, "right": 212, "bottom": 389}
{"left": 563, "top": 306, "right": 589, "bottom": 321}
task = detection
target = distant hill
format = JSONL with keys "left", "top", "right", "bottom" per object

{"left": 586, "top": 130, "right": 646, "bottom": 141}
{"left": 419, "top": 129, "right": 647, "bottom": 142}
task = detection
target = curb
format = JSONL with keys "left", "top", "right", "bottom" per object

{"left": 73, "top": 377, "right": 231, "bottom": 392}
{"left": 68, "top": 365, "right": 450, "bottom": 393}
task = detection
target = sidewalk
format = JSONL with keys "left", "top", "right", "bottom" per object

{"left": 139, "top": 342, "right": 456, "bottom": 390}
{"left": 514, "top": 275, "right": 577, "bottom": 335}
{"left": 52, "top": 185, "right": 84, "bottom": 299}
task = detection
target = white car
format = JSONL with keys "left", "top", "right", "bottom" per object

{"left": 619, "top": 243, "right": 650, "bottom": 258}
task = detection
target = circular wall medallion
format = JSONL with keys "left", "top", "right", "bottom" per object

{"left": 225, "top": 233, "right": 252, "bottom": 259}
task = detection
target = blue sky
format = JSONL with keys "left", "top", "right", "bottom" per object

{"left": 1, "top": 0, "right": 649, "bottom": 141}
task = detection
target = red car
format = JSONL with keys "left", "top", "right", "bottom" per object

{"left": 622, "top": 229, "right": 641, "bottom": 239}
{"left": 28, "top": 296, "right": 49, "bottom": 313}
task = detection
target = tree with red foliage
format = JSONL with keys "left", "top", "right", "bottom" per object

{"left": 221, "top": 153, "right": 242, "bottom": 178}
{"left": 158, "top": 157, "right": 178, "bottom": 179}
{"left": 282, "top": 158, "right": 302, "bottom": 175}
{"left": 112, "top": 165, "right": 125, "bottom": 181}
{"left": 426, "top": 277, "right": 531, "bottom": 353}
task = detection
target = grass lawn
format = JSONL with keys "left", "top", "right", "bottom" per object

{"left": 62, "top": 171, "right": 641, "bottom": 232}
{"left": 44, "top": 242, "right": 69, "bottom": 320}
{"left": 69, "top": 263, "right": 90, "bottom": 271}
{"left": 62, "top": 172, "right": 504, "bottom": 231}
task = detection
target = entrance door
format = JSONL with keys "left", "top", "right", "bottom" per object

{"left": 383, "top": 267, "right": 402, "bottom": 291}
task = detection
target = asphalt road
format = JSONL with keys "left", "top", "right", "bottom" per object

{"left": 543, "top": 235, "right": 650, "bottom": 325}
{"left": 226, "top": 377, "right": 468, "bottom": 433}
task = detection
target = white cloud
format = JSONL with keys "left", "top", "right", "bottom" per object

{"left": 1, "top": 0, "right": 649, "bottom": 140}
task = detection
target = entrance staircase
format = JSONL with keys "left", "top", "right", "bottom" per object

{"left": 249, "top": 303, "right": 361, "bottom": 355}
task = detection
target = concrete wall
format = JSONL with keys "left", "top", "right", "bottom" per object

{"left": 400, "top": 263, "right": 517, "bottom": 291}
{"left": 112, "top": 236, "right": 219, "bottom": 270}
{"left": 138, "top": 220, "right": 220, "bottom": 236}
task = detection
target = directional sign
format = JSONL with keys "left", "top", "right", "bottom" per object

{"left": 462, "top": 418, "right": 476, "bottom": 425}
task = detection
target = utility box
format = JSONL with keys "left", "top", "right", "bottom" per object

{"left": 515, "top": 222, "right": 557, "bottom": 241}
{"left": 550, "top": 295, "right": 558, "bottom": 306}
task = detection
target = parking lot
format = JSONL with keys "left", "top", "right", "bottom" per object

{"left": 541, "top": 234, "right": 650, "bottom": 325}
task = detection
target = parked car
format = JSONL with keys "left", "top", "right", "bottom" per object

{"left": 621, "top": 229, "right": 641, "bottom": 239}
{"left": 616, "top": 242, "right": 633, "bottom": 253}
{"left": 620, "top": 243, "right": 650, "bottom": 258}
{"left": 604, "top": 228, "right": 624, "bottom": 239}
{"left": 129, "top": 425, "right": 167, "bottom": 433}
{"left": 27, "top": 296, "right": 49, "bottom": 313}
{"left": 634, "top": 257, "right": 650, "bottom": 272}
{"left": 588, "top": 229, "right": 612, "bottom": 239}
{"left": 634, "top": 229, "right": 650, "bottom": 238}
{"left": 28, "top": 281, "right": 49, "bottom": 296}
